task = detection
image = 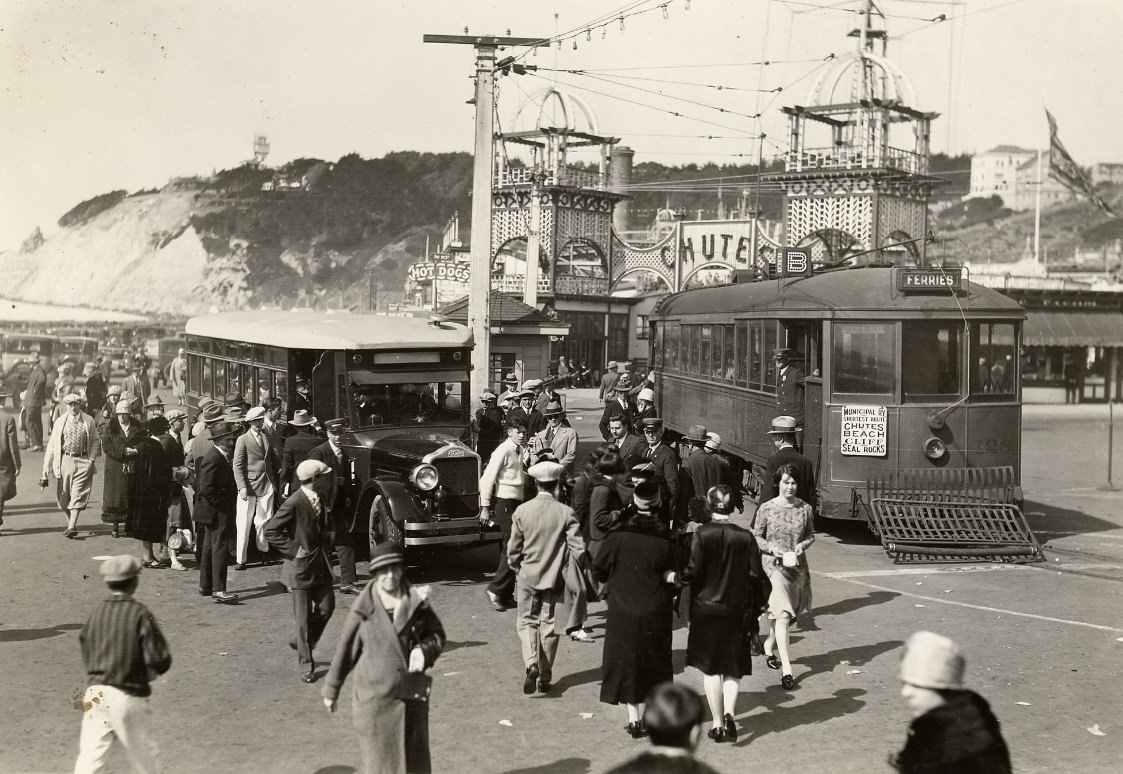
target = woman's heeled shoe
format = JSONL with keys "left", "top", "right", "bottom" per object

{"left": 766, "top": 654, "right": 781, "bottom": 670}
{"left": 781, "top": 673, "right": 795, "bottom": 690}
{"left": 707, "top": 726, "right": 725, "bottom": 743}
{"left": 723, "top": 713, "right": 737, "bottom": 742}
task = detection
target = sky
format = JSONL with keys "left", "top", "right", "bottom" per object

{"left": 2, "top": 0, "right": 1120, "bottom": 249}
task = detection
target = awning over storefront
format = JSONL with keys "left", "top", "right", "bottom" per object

{"left": 1023, "top": 310, "right": 1123, "bottom": 347}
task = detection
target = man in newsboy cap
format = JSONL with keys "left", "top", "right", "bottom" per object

{"left": 265, "top": 459, "right": 336, "bottom": 683}
{"left": 73, "top": 555, "right": 172, "bottom": 772}
{"left": 42, "top": 392, "right": 102, "bottom": 538}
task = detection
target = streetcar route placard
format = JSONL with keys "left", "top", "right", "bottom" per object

{"left": 841, "top": 405, "right": 887, "bottom": 456}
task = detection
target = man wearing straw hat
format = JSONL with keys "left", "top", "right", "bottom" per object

{"left": 265, "top": 459, "right": 337, "bottom": 683}
{"left": 599, "top": 373, "right": 636, "bottom": 442}
{"left": 41, "top": 393, "right": 101, "bottom": 538}
{"left": 72, "top": 555, "right": 172, "bottom": 773}
{"left": 531, "top": 399, "right": 578, "bottom": 474}
{"left": 759, "top": 416, "right": 816, "bottom": 509}
{"left": 507, "top": 460, "right": 585, "bottom": 694}
{"left": 232, "top": 405, "right": 279, "bottom": 570}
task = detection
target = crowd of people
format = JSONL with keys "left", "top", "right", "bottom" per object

{"left": 0, "top": 351, "right": 1015, "bottom": 773}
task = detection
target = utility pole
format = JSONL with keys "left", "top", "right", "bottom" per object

{"left": 525, "top": 172, "right": 544, "bottom": 307}
{"left": 424, "top": 33, "right": 547, "bottom": 411}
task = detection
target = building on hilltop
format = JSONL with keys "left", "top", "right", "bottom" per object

{"left": 1091, "top": 162, "right": 1123, "bottom": 187}
{"left": 967, "top": 146, "right": 1073, "bottom": 211}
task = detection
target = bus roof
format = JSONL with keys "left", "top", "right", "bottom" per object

{"left": 185, "top": 310, "right": 474, "bottom": 350}
{"left": 653, "top": 267, "right": 1025, "bottom": 320}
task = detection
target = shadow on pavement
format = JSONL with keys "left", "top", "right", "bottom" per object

{"left": 0, "top": 622, "right": 82, "bottom": 642}
{"left": 549, "top": 664, "right": 602, "bottom": 696}
{"left": 819, "top": 518, "right": 881, "bottom": 547}
{"left": 799, "top": 638, "right": 906, "bottom": 683}
{"left": 232, "top": 581, "right": 290, "bottom": 602}
{"left": 500, "top": 757, "right": 592, "bottom": 774}
{"left": 311, "top": 767, "right": 356, "bottom": 774}
{"left": 443, "top": 639, "right": 487, "bottom": 654}
{"left": 1023, "top": 500, "right": 1120, "bottom": 541}
{"left": 733, "top": 687, "right": 867, "bottom": 745}
{"left": 1, "top": 525, "right": 70, "bottom": 537}
{"left": 812, "top": 590, "right": 900, "bottom": 619}
{"left": 2, "top": 504, "right": 61, "bottom": 516}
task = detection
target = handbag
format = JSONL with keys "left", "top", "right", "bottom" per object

{"left": 575, "top": 552, "right": 603, "bottom": 603}
{"left": 394, "top": 671, "right": 433, "bottom": 703}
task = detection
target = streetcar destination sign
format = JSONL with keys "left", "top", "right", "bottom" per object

{"left": 897, "top": 268, "right": 962, "bottom": 291}
{"left": 841, "top": 405, "right": 887, "bottom": 456}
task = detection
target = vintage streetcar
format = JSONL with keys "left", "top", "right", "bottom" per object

{"left": 183, "top": 309, "right": 500, "bottom": 557}
{"left": 649, "top": 262, "right": 1027, "bottom": 524}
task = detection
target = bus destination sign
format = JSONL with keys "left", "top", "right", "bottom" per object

{"left": 897, "top": 268, "right": 962, "bottom": 292}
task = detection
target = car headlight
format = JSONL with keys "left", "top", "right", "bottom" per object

{"left": 411, "top": 463, "right": 439, "bottom": 491}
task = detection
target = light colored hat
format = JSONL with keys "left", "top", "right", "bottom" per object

{"left": 107, "top": 384, "right": 122, "bottom": 395}
{"left": 368, "top": 541, "right": 404, "bottom": 573}
{"left": 222, "top": 406, "right": 246, "bottom": 423}
{"left": 245, "top": 406, "right": 267, "bottom": 422}
{"left": 144, "top": 394, "right": 164, "bottom": 409}
{"left": 687, "top": 424, "right": 708, "bottom": 443}
{"left": 99, "top": 555, "right": 142, "bottom": 582}
{"left": 631, "top": 461, "right": 656, "bottom": 479}
{"left": 705, "top": 432, "right": 721, "bottom": 452}
{"left": 498, "top": 390, "right": 516, "bottom": 405}
{"left": 607, "top": 361, "right": 617, "bottom": 369}
{"left": 899, "top": 631, "right": 965, "bottom": 690}
{"left": 637, "top": 388, "right": 655, "bottom": 403}
{"left": 165, "top": 409, "right": 187, "bottom": 422}
{"left": 290, "top": 409, "right": 314, "bottom": 427}
{"left": 63, "top": 393, "right": 83, "bottom": 405}
{"left": 521, "top": 379, "right": 543, "bottom": 391}
{"left": 518, "top": 388, "right": 535, "bottom": 400}
{"left": 527, "top": 460, "right": 565, "bottom": 482}
{"left": 502, "top": 372, "right": 518, "bottom": 385}
{"left": 481, "top": 390, "right": 498, "bottom": 402}
{"left": 767, "top": 415, "right": 799, "bottom": 435}
{"left": 614, "top": 374, "right": 634, "bottom": 392}
{"left": 543, "top": 399, "right": 564, "bottom": 417}
{"left": 296, "top": 459, "right": 331, "bottom": 482}
{"left": 114, "top": 399, "right": 132, "bottom": 414}
{"left": 634, "top": 481, "right": 661, "bottom": 510}
{"left": 191, "top": 420, "right": 206, "bottom": 437}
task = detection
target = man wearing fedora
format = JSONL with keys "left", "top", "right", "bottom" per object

{"left": 309, "top": 418, "right": 360, "bottom": 594}
{"left": 143, "top": 394, "right": 165, "bottom": 422}
{"left": 773, "top": 348, "right": 805, "bottom": 427}
{"left": 83, "top": 361, "right": 107, "bottom": 417}
{"left": 678, "top": 424, "right": 727, "bottom": 523}
{"left": 233, "top": 405, "right": 280, "bottom": 570}
{"left": 291, "top": 374, "right": 312, "bottom": 416}
{"left": 41, "top": 393, "right": 101, "bottom": 538}
{"left": 531, "top": 399, "right": 578, "bottom": 474}
{"left": 194, "top": 420, "right": 241, "bottom": 603}
{"left": 73, "top": 555, "right": 172, "bottom": 773}
{"left": 599, "top": 373, "right": 637, "bottom": 442}
{"left": 507, "top": 460, "right": 586, "bottom": 694}
{"left": 265, "top": 458, "right": 337, "bottom": 683}
{"left": 121, "top": 364, "right": 151, "bottom": 416}
{"left": 507, "top": 388, "right": 546, "bottom": 438}
{"left": 187, "top": 402, "right": 225, "bottom": 471}
{"left": 760, "top": 416, "right": 816, "bottom": 509}
{"left": 598, "top": 361, "right": 620, "bottom": 402}
{"left": 23, "top": 354, "right": 48, "bottom": 451}
{"left": 280, "top": 410, "right": 323, "bottom": 495}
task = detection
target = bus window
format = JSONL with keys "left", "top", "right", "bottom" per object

{"left": 902, "top": 322, "right": 962, "bottom": 401}
{"left": 971, "top": 323, "right": 1017, "bottom": 397}
{"left": 734, "top": 321, "right": 747, "bottom": 386}
{"left": 833, "top": 322, "right": 894, "bottom": 397}
{"left": 350, "top": 381, "right": 469, "bottom": 428}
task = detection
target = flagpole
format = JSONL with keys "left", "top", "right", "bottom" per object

{"left": 1034, "top": 110, "right": 1043, "bottom": 265}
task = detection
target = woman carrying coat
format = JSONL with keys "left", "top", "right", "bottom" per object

{"left": 592, "top": 481, "right": 678, "bottom": 739}
{"left": 676, "top": 485, "right": 761, "bottom": 743}
{"left": 323, "top": 541, "right": 446, "bottom": 774}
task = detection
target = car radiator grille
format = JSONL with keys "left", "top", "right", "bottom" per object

{"left": 435, "top": 458, "right": 478, "bottom": 496}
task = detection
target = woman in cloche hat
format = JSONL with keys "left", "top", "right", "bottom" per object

{"left": 891, "top": 631, "right": 1012, "bottom": 773}
{"left": 321, "top": 541, "right": 446, "bottom": 774}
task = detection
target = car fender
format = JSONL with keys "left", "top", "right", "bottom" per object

{"left": 359, "top": 476, "right": 424, "bottom": 527}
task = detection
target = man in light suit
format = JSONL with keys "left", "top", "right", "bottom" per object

{"left": 232, "top": 406, "right": 279, "bottom": 570}
{"left": 507, "top": 461, "right": 585, "bottom": 695}
{"left": 530, "top": 400, "right": 578, "bottom": 474}
{"left": 195, "top": 421, "right": 240, "bottom": 603}
{"left": 40, "top": 393, "right": 101, "bottom": 538}
{"left": 265, "top": 458, "right": 336, "bottom": 684}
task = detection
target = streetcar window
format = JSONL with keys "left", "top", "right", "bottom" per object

{"left": 734, "top": 321, "right": 748, "bottom": 386}
{"left": 699, "top": 325, "right": 711, "bottom": 377}
{"left": 688, "top": 326, "right": 700, "bottom": 374}
{"left": 833, "top": 322, "right": 894, "bottom": 397}
{"left": 667, "top": 323, "right": 680, "bottom": 371}
{"left": 652, "top": 324, "right": 663, "bottom": 369}
{"left": 213, "top": 360, "right": 226, "bottom": 397}
{"left": 971, "top": 323, "right": 1017, "bottom": 397}
{"left": 902, "top": 323, "right": 962, "bottom": 400}
{"left": 723, "top": 324, "right": 735, "bottom": 382}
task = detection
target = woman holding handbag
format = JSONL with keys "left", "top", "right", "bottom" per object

{"left": 322, "top": 542, "right": 446, "bottom": 774}
{"left": 751, "top": 464, "right": 815, "bottom": 691}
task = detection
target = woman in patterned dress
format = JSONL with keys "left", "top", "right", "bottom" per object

{"left": 751, "top": 463, "right": 815, "bottom": 690}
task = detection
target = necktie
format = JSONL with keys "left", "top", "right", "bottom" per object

{"left": 545, "top": 426, "right": 555, "bottom": 447}
{"left": 647, "top": 446, "right": 655, "bottom": 460}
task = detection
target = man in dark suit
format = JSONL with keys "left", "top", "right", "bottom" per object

{"left": 194, "top": 421, "right": 240, "bottom": 603}
{"left": 773, "top": 349, "right": 806, "bottom": 427}
{"left": 607, "top": 416, "right": 645, "bottom": 471}
{"left": 640, "top": 417, "right": 680, "bottom": 522}
{"left": 308, "top": 418, "right": 359, "bottom": 594}
{"left": 506, "top": 389, "right": 545, "bottom": 438}
{"left": 265, "top": 458, "right": 336, "bottom": 684}
{"left": 759, "top": 415, "right": 817, "bottom": 510}
{"left": 678, "top": 424, "right": 729, "bottom": 523}
{"left": 475, "top": 390, "right": 505, "bottom": 464}
{"left": 599, "top": 374, "right": 636, "bottom": 441}
{"left": 23, "top": 355, "right": 49, "bottom": 451}
{"left": 279, "top": 410, "right": 323, "bottom": 494}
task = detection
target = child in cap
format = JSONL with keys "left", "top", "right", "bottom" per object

{"left": 74, "top": 555, "right": 172, "bottom": 773}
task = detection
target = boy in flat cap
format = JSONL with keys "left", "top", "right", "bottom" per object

{"left": 507, "top": 461, "right": 585, "bottom": 695}
{"left": 73, "top": 555, "right": 172, "bottom": 773}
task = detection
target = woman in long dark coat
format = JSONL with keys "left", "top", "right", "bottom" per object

{"left": 156, "top": 412, "right": 192, "bottom": 570}
{"left": 592, "top": 481, "right": 678, "bottom": 739}
{"left": 129, "top": 420, "right": 172, "bottom": 567}
{"left": 678, "top": 484, "right": 761, "bottom": 743}
{"left": 588, "top": 451, "right": 632, "bottom": 560}
{"left": 0, "top": 397, "right": 20, "bottom": 528}
{"left": 99, "top": 400, "right": 145, "bottom": 537}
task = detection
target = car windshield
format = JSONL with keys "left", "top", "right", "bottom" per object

{"left": 349, "top": 381, "right": 467, "bottom": 428}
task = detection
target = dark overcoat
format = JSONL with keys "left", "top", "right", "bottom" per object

{"left": 100, "top": 418, "right": 145, "bottom": 523}
{"left": 127, "top": 436, "right": 171, "bottom": 542}
{"left": 193, "top": 446, "right": 237, "bottom": 529}
{"left": 308, "top": 441, "right": 356, "bottom": 532}
{"left": 264, "top": 488, "right": 334, "bottom": 590}
{"left": 0, "top": 413, "right": 20, "bottom": 501}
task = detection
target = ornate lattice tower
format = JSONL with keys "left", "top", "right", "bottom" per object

{"left": 768, "top": 5, "right": 943, "bottom": 265}
{"left": 491, "top": 87, "right": 627, "bottom": 300}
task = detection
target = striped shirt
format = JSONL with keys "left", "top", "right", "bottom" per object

{"left": 79, "top": 595, "right": 172, "bottom": 697}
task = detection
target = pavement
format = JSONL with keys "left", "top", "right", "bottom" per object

{"left": 1, "top": 387, "right": 1121, "bottom": 773}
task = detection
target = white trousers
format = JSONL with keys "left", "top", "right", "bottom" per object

{"left": 73, "top": 685, "right": 160, "bottom": 774}
{"left": 234, "top": 484, "right": 275, "bottom": 563}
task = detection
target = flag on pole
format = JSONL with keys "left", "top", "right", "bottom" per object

{"left": 1045, "top": 109, "right": 1114, "bottom": 216}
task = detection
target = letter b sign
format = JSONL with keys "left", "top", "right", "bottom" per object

{"left": 781, "top": 249, "right": 812, "bottom": 278}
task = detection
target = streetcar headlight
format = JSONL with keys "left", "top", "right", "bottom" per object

{"left": 922, "top": 436, "right": 948, "bottom": 461}
{"left": 926, "top": 412, "right": 946, "bottom": 431}
{"left": 410, "top": 463, "right": 439, "bottom": 491}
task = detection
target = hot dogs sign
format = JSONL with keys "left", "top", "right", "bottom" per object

{"left": 407, "top": 261, "right": 472, "bottom": 284}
